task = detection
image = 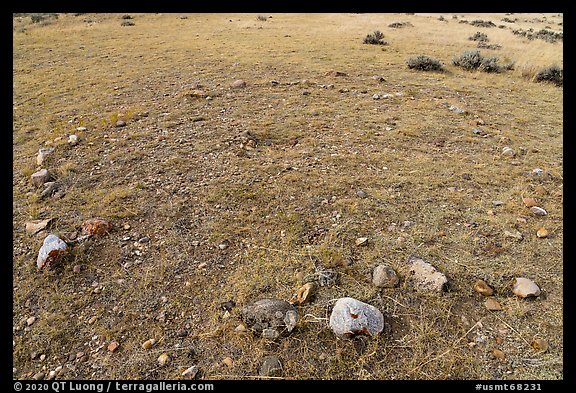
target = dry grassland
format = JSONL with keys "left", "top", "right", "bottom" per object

{"left": 13, "top": 13, "right": 562, "bottom": 380}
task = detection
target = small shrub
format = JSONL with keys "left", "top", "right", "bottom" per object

{"left": 388, "top": 22, "right": 413, "bottom": 28}
{"left": 469, "top": 32, "right": 488, "bottom": 42}
{"left": 452, "top": 50, "right": 483, "bottom": 70}
{"left": 257, "top": 15, "right": 267, "bottom": 21}
{"left": 479, "top": 57, "right": 503, "bottom": 73}
{"left": 469, "top": 20, "right": 496, "bottom": 28}
{"left": 534, "top": 65, "right": 563, "bottom": 86}
{"left": 477, "top": 42, "right": 502, "bottom": 50}
{"left": 407, "top": 55, "right": 444, "bottom": 71}
{"left": 363, "top": 30, "right": 386, "bottom": 45}
{"left": 121, "top": 21, "right": 135, "bottom": 27}
{"left": 438, "top": 16, "right": 446, "bottom": 22}
{"left": 121, "top": 15, "right": 133, "bottom": 20}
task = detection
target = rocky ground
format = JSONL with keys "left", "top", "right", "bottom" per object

{"left": 13, "top": 13, "right": 563, "bottom": 380}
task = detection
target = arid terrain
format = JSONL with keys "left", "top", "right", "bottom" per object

{"left": 13, "top": 13, "right": 562, "bottom": 380}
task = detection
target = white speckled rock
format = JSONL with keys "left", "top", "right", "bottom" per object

{"left": 329, "top": 297, "right": 384, "bottom": 338}
{"left": 407, "top": 255, "right": 448, "bottom": 292}
{"left": 512, "top": 278, "right": 541, "bottom": 298}
{"left": 36, "top": 234, "right": 68, "bottom": 270}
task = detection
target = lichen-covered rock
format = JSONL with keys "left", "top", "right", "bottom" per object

{"left": 407, "top": 255, "right": 448, "bottom": 292}
{"left": 37, "top": 234, "right": 68, "bottom": 270}
{"left": 81, "top": 218, "right": 113, "bottom": 237}
{"left": 241, "top": 298, "right": 299, "bottom": 337}
{"left": 329, "top": 297, "right": 384, "bottom": 338}
{"left": 259, "top": 356, "right": 283, "bottom": 377}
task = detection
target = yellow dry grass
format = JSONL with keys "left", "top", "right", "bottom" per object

{"left": 13, "top": 13, "right": 562, "bottom": 381}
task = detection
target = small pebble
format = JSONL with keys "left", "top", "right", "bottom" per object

{"left": 158, "top": 353, "right": 171, "bottom": 366}
{"left": 182, "top": 365, "right": 199, "bottom": 378}
{"left": 115, "top": 120, "right": 126, "bottom": 127}
{"left": 484, "top": 298, "right": 502, "bottom": 311}
{"left": 522, "top": 197, "right": 538, "bottom": 207}
{"left": 355, "top": 237, "right": 368, "bottom": 246}
{"left": 222, "top": 357, "right": 234, "bottom": 367}
{"left": 536, "top": 228, "right": 549, "bottom": 238}
{"left": 473, "top": 279, "right": 494, "bottom": 296}
{"left": 33, "top": 372, "right": 45, "bottom": 380}
{"left": 356, "top": 189, "right": 368, "bottom": 198}
{"left": 531, "top": 338, "right": 549, "bottom": 352}
{"left": 512, "top": 277, "right": 541, "bottom": 298}
{"left": 530, "top": 206, "right": 547, "bottom": 216}
{"left": 26, "top": 316, "right": 37, "bottom": 326}
{"left": 142, "top": 339, "right": 156, "bottom": 350}
{"left": 107, "top": 341, "right": 120, "bottom": 352}
{"left": 493, "top": 348, "right": 505, "bottom": 360}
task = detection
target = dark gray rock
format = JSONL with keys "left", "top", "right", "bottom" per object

{"left": 241, "top": 299, "right": 299, "bottom": 337}
{"left": 259, "top": 355, "right": 282, "bottom": 377}
{"left": 329, "top": 297, "right": 384, "bottom": 338}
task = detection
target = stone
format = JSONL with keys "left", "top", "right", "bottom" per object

{"left": 512, "top": 278, "right": 541, "bottom": 298}
{"left": 33, "top": 372, "right": 45, "bottom": 380}
{"left": 502, "top": 147, "right": 515, "bottom": 157}
{"left": 81, "top": 218, "right": 113, "bottom": 237}
{"left": 473, "top": 279, "right": 494, "bottom": 296}
{"left": 240, "top": 298, "right": 299, "bottom": 337}
{"left": 531, "top": 338, "right": 549, "bottom": 352}
{"left": 115, "top": 120, "right": 126, "bottom": 127}
{"left": 157, "top": 353, "right": 171, "bottom": 366}
{"left": 407, "top": 255, "right": 448, "bottom": 292}
{"left": 262, "top": 328, "right": 280, "bottom": 340}
{"left": 493, "top": 348, "right": 505, "bottom": 360}
{"left": 76, "top": 126, "right": 87, "bottom": 132}
{"left": 290, "top": 282, "right": 317, "bottom": 305}
{"left": 536, "top": 227, "right": 549, "bottom": 238}
{"left": 31, "top": 169, "right": 53, "bottom": 188}
{"left": 222, "top": 357, "right": 233, "bottom": 367}
{"left": 372, "top": 264, "right": 399, "bottom": 288}
{"left": 329, "top": 297, "right": 384, "bottom": 338}
{"left": 25, "top": 218, "right": 55, "bottom": 235}
{"left": 68, "top": 134, "right": 79, "bottom": 145}
{"left": 231, "top": 79, "right": 247, "bottom": 88}
{"left": 27, "top": 316, "right": 37, "bottom": 326}
{"left": 484, "top": 298, "right": 502, "bottom": 311}
{"left": 107, "top": 341, "right": 120, "bottom": 352}
{"left": 492, "top": 200, "right": 505, "bottom": 207}
{"left": 504, "top": 230, "right": 523, "bottom": 240}
{"left": 356, "top": 189, "right": 368, "bottom": 198}
{"left": 530, "top": 206, "right": 547, "bottom": 216}
{"left": 259, "top": 355, "right": 282, "bottom": 377}
{"left": 522, "top": 197, "right": 538, "bottom": 207}
{"left": 142, "top": 339, "right": 156, "bottom": 350}
{"left": 37, "top": 234, "right": 68, "bottom": 270}
{"left": 182, "top": 365, "right": 199, "bottom": 378}
{"left": 36, "top": 147, "right": 55, "bottom": 166}
{"left": 355, "top": 237, "right": 368, "bottom": 246}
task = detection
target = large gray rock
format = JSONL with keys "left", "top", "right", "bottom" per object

{"left": 37, "top": 234, "right": 68, "bottom": 270}
{"left": 407, "top": 255, "right": 448, "bottom": 292}
{"left": 372, "top": 264, "right": 399, "bottom": 288}
{"left": 241, "top": 299, "right": 299, "bottom": 337}
{"left": 329, "top": 297, "right": 384, "bottom": 338}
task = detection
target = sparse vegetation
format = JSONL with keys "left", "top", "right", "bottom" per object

{"left": 534, "top": 65, "right": 563, "bottom": 86}
{"left": 469, "top": 32, "right": 488, "bottom": 42}
{"left": 121, "top": 21, "right": 135, "bottom": 27}
{"left": 407, "top": 55, "right": 444, "bottom": 71}
{"left": 12, "top": 12, "right": 563, "bottom": 382}
{"left": 257, "top": 15, "right": 268, "bottom": 22}
{"left": 388, "top": 21, "right": 413, "bottom": 28}
{"left": 469, "top": 19, "right": 496, "bottom": 28}
{"left": 363, "top": 30, "right": 386, "bottom": 45}
{"left": 452, "top": 50, "right": 512, "bottom": 72}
